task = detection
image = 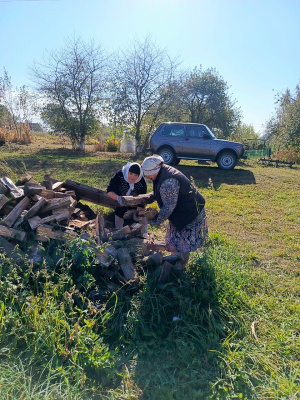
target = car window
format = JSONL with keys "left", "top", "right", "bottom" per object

{"left": 161, "top": 125, "right": 184, "bottom": 137}
{"left": 186, "top": 125, "right": 208, "bottom": 138}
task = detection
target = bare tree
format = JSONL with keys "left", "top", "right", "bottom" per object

{"left": 31, "top": 37, "right": 108, "bottom": 150}
{"left": 107, "top": 36, "right": 178, "bottom": 152}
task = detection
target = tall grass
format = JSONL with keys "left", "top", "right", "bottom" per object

{"left": 0, "top": 234, "right": 298, "bottom": 399}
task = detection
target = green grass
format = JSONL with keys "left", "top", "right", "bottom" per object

{"left": 0, "top": 144, "right": 299, "bottom": 399}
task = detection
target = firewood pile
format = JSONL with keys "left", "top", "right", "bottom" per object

{"left": 0, "top": 174, "right": 183, "bottom": 285}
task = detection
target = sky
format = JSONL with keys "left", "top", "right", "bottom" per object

{"left": 1, "top": 0, "right": 300, "bottom": 135}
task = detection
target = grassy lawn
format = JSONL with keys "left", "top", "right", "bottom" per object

{"left": 0, "top": 140, "right": 299, "bottom": 399}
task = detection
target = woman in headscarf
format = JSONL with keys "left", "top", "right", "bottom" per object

{"left": 107, "top": 162, "right": 147, "bottom": 230}
{"left": 141, "top": 155, "right": 208, "bottom": 267}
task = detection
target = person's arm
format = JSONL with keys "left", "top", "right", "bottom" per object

{"left": 107, "top": 171, "right": 123, "bottom": 204}
{"left": 107, "top": 191, "right": 119, "bottom": 201}
{"left": 150, "top": 178, "right": 180, "bottom": 226}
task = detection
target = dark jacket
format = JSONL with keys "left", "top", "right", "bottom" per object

{"left": 153, "top": 165, "right": 205, "bottom": 230}
{"left": 107, "top": 170, "right": 147, "bottom": 218}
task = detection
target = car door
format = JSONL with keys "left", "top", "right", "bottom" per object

{"left": 182, "top": 125, "right": 212, "bottom": 159}
{"left": 158, "top": 124, "right": 185, "bottom": 156}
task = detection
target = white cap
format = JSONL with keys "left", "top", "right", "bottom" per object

{"left": 141, "top": 155, "right": 164, "bottom": 176}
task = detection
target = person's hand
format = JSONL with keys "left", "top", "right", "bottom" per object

{"left": 137, "top": 207, "right": 158, "bottom": 220}
{"left": 117, "top": 196, "right": 125, "bottom": 206}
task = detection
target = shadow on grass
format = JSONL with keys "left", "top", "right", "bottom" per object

{"left": 177, "top": 164, "right": 256, "bottom": 189}
{"left": 98, "top": 249, "right": 226, "bottom": 399}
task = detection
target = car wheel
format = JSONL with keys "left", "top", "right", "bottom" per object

{"left": 217, "top": 152, "right": 237, "bottom": 170}
{"left": 158, "top": 147, "right": 177, "bottom": 165}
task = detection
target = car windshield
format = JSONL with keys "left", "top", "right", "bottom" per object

{"left": 205, "top": 126, "right": 216, "bottom": 139}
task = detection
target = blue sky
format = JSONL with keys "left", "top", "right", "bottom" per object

{"left": 1, "top": 0, "right": 300, "bottom": 134}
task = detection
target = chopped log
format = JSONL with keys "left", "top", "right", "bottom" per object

{"left": 0, "top": 236, "right": 25, "bottom": 262}
{"left": 27, "top": 178, "right": 40, "bottom": 184}
{"left": 35, "top": 224, "right": 77, "bottom": 242}
{"left": 0, "top": 177, "right": 24, "bottom": 199}
{"left": 147, "top": 239, "right": 166, "bottom": 252}
{"left": 0, "top": 225, "right": 26, "bottom": 242}
{"left": 41, "top": 196, "right": 73, "bottom": 213}
{"left": 23, "top": 197, "right": 48, "bottom": 220}
{"left": 32, "top": 194, "right": 42, "bottom": 202}
{"left": 142, "top": 252, "right": 164, "bottom": 268}
{"left": 116, "top": 248, "right": 139, "bottom": 281}
{"left": 27, "top": 216, "right": 41, "bottom": 229}
{"left": 35, "top": 225, "right": 59, "bottom": 242}
{"left": 15, "top": 174, "right": 32, "bottom": 185}
{"left": 137, "top": 207, "right": 158, "bottom": 220}
{"left": 64, "top": 179, "right": 118, "bottom": 208}
{"left": 158, "top": 261, "right": 173, "bottom": 284}
{"left": 111, "top": 225, "right": 131, "bottom": 240}
{"left": 52, "top": 181, "right": 65, "bottom": 191}
{"left": 28, "top": 210, "right": 71, "bottom": 229}
{"left": 44, "top": 175, "right": 61, "bottom": 183}
{"left": 112, "top": 237, "right": 150, "bottom": 257}
{"left": 129, "top": 222, "right": 143, "bottom": 237}
{"left": 41, "top": 180, "right": 53, "bottom": 190}
{"left": 118, "top": 193, "right": 154, "bottom": 207}
{"left": 95, "top": 245, "right": 118, "bottom": 267}
{"left": 23, "top": 183, "right": 55, "bottom": 199}
{"left": 0, "top": 194, "right": 9, "bottom": 210}
{"left": 96, "top": 213, "right": 106, "bottom": 241}
{"left": 54, "top": 191, "right": 76, "bottom": 198}
{"left": 163, "top": 253, "right": 184, "bottom": 264}
{"left": 123, "top": 209, "right": 137, "bottom": 220}
{"left": 1, "top": 196, "right": 31, "bottom": 228}
{"left": 0, "top": 203, "right": 14, "bottom": 216}
{"left": 0, "top": 183, "right": 8, "bottom": 195}
{"left": 23, "top": 182, "right": 45, "bottom": 196}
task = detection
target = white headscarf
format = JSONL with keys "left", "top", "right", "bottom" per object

{"left": 122, "top": 162, "right": 143, "bottom": 195}
{"left": 141, "top": 155, "right": 164, "bottom": 176}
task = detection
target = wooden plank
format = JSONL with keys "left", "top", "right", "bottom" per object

{"left": 0, "top": 177, "right": 24, "bottom": 199}
{"left": 0, "top": 236, "right": 25, "bottom": 261}
{"left": 64, "top": 179, "right": 118, "bottom": 209}
{"left": 0, "top": 194, "right": 9, "bottom": 210}
{"left": 0, "top": 225, "right": 26, "bottom": 241}
{"left": 1, "top": 196, "right": 31, "bottom": 228}
{"left": 23, "top": 197, "right": 48, "bottom": 221}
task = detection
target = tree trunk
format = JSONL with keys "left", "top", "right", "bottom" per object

{"left": 77, "top": 140, "right": 85, "bottom": 151}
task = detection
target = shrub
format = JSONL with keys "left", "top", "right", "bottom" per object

{"left": 273, "top": 149, "right": 300, "bottom": 164}
{"left": 106, "top": 138, "right": 120, "bottom": 152}
{"left": 94, "top": 142, "right": 107, "bottom": 152}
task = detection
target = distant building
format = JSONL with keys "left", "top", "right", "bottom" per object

{"left": 29, "top": 122, "right": 43, "bottom": 132}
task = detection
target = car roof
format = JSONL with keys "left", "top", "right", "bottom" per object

{"left": 160, "top": 122, "right": 206, "bottom": 126}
